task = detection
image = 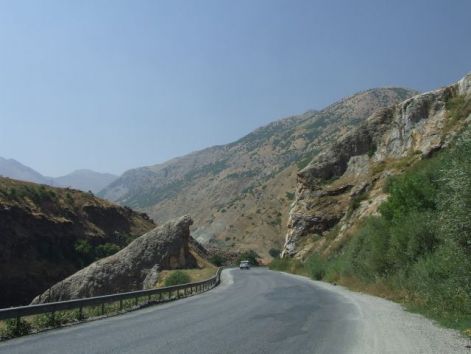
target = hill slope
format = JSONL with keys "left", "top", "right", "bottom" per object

{"left": 100, "top": 87, "right": 417, "bottom": 258}
{"left": 0, "top": 177, "right": 155, "bottom": 307}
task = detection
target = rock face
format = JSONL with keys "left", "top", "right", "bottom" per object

{"left": 283, "top": 73, "right": 471, "bottom": 258}
{"left": 32, "top": 215, "right": 197, "bottom": 303}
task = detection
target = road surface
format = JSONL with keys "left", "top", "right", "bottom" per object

{"left": 0, "top": 268, "right": 469, "bottom": 354}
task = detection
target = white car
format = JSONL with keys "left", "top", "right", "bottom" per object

{"left": 240, "top": 260, "right": 250, "bottom": 270}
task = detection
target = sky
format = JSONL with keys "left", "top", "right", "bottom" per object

{"left": 0, "top": 0, "right": 470, "bottom": 176}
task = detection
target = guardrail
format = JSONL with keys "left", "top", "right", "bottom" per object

{"left": 0, "top": 267, "right": 223, "bottom": 333}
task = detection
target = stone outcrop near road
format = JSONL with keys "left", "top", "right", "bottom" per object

{"left": 32, "top": 215, "right": 197, "bottom": 303}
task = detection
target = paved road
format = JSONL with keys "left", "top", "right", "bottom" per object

{"left": 0, "top": 268, "right": 469, "bottom": 354}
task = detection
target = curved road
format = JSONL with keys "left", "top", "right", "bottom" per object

{"left": 0, "top": 268, "right": 469, "bottom": 354}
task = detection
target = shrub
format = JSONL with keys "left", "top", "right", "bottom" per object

{"left": 1, "top": 318, "right": 31, "bottom": 339}
{"left": 268, "top": 248, "right": 281, "bottom": 258}
{"left": 164, "top": 271, "right": 191, "bottom": 286}
{"left": 285, "top": 192, "right": 295, "bottom": 201}
{"left": 74, "top": 239, "right": 94, "bottom": 265}
{"left": 95, "top": 243, "right": 121, "bottom": 259}
{"left": 305, "top": 253, "right": 327, "bottom": 280}
{"left": 209, "top": 254, "right": 225, "bottom": 266}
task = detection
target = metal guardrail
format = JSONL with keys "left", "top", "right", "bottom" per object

{"left": 0, "top": 267, "right": 223, "bottom": 323}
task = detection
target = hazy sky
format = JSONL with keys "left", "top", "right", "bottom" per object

{"left": 0, "top": 0, "right": 470, "bottom": 176}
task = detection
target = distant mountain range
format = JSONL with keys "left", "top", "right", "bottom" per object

{"left": 0, "top": 157, "right": 117, "bottom": 193}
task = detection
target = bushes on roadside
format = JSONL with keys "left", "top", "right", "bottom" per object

{"left": 274, "top": 123, "right": 471, "bottom": 330}
{"left": 1, "top": 319, "right": 31, "bottom": 339}
{"left": 164, "top": 271, "right": 191, "bottom": 286}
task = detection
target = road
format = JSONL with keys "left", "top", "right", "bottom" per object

{"left": 0, "top": 268, "right": 469, "bottom": 354}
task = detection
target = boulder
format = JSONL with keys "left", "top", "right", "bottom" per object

{"left": 31, "top": 215, "right": 196, "bottom": 303}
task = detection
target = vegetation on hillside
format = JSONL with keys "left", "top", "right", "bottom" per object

{"left": 0, "top": 177, "right": 154, "bottom": 307}
{"left": 272, "top": 123, "right": 471, "bottom": 334}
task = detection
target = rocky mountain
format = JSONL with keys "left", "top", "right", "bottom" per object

{"left": 100, "top": 88, "right": 417, "bottom": 258}
{"left": 0, "top": 177, "right": 155, "bottom": 307}
{"left": 0, "top": 157, "right": 53, "bottom": 185}
{"left": 32, "top": 215, "right": 196, "bottom": 303}
{"left": 53, "top": 169, "right": 118, "bottom": 193}
{"left": 283, "top": 73, "right": 471, "bottom": 259}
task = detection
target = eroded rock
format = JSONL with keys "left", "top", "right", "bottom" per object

{"left": 31, "top": 215, "right": 197, "bottom": 303}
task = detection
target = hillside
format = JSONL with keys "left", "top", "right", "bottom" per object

{"left": 0, "top": 177, "right": 155, "bottom": 307}
{"left": 100, "top": 87, "right": 416, "bottom": 258}
{"left": 276, "top": 73, "right": 471, "bottom": 330}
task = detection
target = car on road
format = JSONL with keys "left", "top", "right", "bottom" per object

{"left": 240, "top": 260, "right": 250, "bottom": 270}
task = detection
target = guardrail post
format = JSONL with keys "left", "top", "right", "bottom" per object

{"left": 16, "top": 316, "right": 21, "bottom": 331}
{"left": 135, "top": 296, "right": 138, "bottom": 306}
{"left": 78, "top": 305, "right": 83, "bottom": 320}
{"left": 101, "top": 303, "right": 105, "bottom": 316}
{"left": 120, "top": 299, "right": 123, "bottom": 311}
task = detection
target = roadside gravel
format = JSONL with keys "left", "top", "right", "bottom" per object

{"left": 282, "top": 272, "right": 471, "bottom": 354}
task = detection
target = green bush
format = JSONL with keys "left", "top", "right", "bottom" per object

{"left": 165, "top": 271, "right": 191, "bottom": 286}
{"left": 305, "top": 253, "right": 327, "bottom": 280}
{"left": 1, "top": 318, "right": 32, "bottom": 339}
{"left": 95, "top": 243, "right": 121, "bottom": 259}
{"left": 209, "top": 254, "right": 225, "bottom": 266}
{"left": 268, "top": 248, "right": 281, "bottom": 258}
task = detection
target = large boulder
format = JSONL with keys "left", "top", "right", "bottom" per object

{"left": 32, "top": 215, "right": 196, "bottom": 303}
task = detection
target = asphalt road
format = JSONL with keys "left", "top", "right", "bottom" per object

{"left": 0, "top": 268, "right": 469, "bottom": 354}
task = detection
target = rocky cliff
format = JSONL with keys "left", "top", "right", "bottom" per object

{"left": 99, "top": 88, "right": 416, "bottom": 258}
{"left": 283, "top": 73, "right": 471, "bottom": 258}
{"left": 0, "top": 177, "right": 155, "bottom": 307}
{"left": 32, "top": 216, "right": 197, "bottom": 303}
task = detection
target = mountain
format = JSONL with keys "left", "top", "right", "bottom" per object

{"left": 282, "top": 72, "right": 471, "bottom": 259}
{"left": 53, "top": 169, "right": 118, "bottom": 193}
{"left": 0, "top": 177, "right": 155, "bottom": 307}
{"left": 0, "top": 157, "right": 52, "bottom": 185}
{"left": 0, "top": 159, "right": 117, "bottom": 194}
{"left": 99, "top": 87, "right": 418, "bottom": 258}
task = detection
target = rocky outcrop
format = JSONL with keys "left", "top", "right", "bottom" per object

{"left": 283, "top": 73, "right": 471, "bottom": 258}
{"left": 31, "top": 215, "right": 197, "bottom": 303}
